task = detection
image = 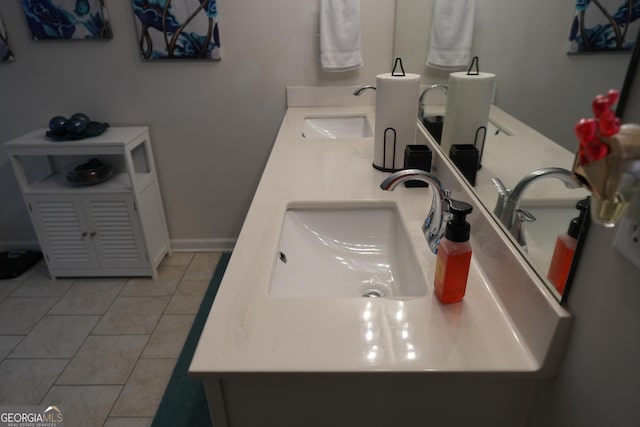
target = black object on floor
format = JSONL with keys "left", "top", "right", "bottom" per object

{"left": 0, "top": 250, "right": 43, "bottom": 280}
{"left": 152, "top": 252, "right": 231, "bottom": 427}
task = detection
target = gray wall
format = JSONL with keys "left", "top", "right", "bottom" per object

{"left": 533, "top": 49, "right": 640, "bottom": 427}
{"left": 534, "top": 225, "right": 640, "bottom": 426}
{"left": 0, "top": 0, "right": 395, "bottom": 249}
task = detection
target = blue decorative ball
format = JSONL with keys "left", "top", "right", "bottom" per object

{"left": 70, "top": 112, "right": 90, "bottom": 123}
{"left": 48, "top": 116, "right": 68, "bottom": 136}
{"left": 65, "top": 116, "right": 90, "bottom": 136}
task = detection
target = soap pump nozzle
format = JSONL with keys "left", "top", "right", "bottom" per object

{"left": 445, "top": 200, "right": 473, "bottom": 242}
{"left": 569, "top": 197, "right": 591, "bottom": 238}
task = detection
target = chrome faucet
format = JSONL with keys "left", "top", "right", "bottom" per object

{"left": 380, "top": 169, "right": 452, "bottom": 254}
{"left": 353, "top": 85, "right": 376, "bottom": 96}
{"left": 492, "top": 167, "right": 581, "bottom": 247}
{"left": 418, "top": 84, "right": 448, "bottom": 121}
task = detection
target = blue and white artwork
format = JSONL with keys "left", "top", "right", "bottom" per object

{"left": 132, "top": 0, "right": 220, "bottom": 60}
{"left": 20, "top": 0, "right": 113, "bottom": 40}
{"left": 0, "top": 15, "right": 14, "bottom": 62}
{"left": 568, "top": 0, "right": 640, "bottom": 53}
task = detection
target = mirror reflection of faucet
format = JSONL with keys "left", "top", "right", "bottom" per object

{"left": 418, "top": 84, "right": 448, "bottom": 143}
{"left": 353, "top": 85, "right": 376, "bottom": 96}
{"left": 492, "top": 167, "right": 581, "bottom": 248}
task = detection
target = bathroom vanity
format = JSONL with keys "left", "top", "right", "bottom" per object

{"left": 189, "top": 87, "right": 571, "bottom": 427}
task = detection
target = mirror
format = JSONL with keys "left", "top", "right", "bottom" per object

{"left": 394, "top": 0, "right": 636, "bottom": 302}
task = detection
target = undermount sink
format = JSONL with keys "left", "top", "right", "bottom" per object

{"left": 302, "top": 115, "right": 373, "bottom": 139}
{"left": 269, "top": 202, "right": 427, "bottom": 298}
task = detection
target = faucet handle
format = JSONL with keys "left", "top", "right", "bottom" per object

{"left": 510, "top": 209, "right": 536, "bottom": 251}
{"left": 515, "top": 208, "right": 536, "bottom": 223}
{"left": 491, "top": 178, "right": 510, "bottom": 218}
{"left": 491, "top": 177, "right": 508, "bottom": 196}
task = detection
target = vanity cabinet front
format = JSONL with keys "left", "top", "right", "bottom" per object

{"left": 25, "top": 193, "right": 149, "bottom": 276}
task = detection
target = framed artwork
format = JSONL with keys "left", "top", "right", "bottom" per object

{"left": 132, "top": 0, "right": 220, "bottom": 60}
{"left": 568, "top": 0, "right": 640, "bottom": 53}
{"left": 0, "top": 15, "right": 14, "bottom": 62}
{"left": 20, "top": 0, "right": 112, "bottom": 40}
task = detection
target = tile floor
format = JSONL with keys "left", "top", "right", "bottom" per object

{"left": 0, "top": 251, "right": 222, "bottom": 427}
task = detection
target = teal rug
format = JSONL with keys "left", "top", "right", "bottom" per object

{"left": 151, "top": 252, "right": 231, "bottom": 427}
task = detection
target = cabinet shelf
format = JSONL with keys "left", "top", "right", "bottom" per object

{"left": 24, "top": 172, "right": 153, "bottom": 194}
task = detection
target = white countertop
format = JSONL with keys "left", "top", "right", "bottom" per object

{"left": 190, "top": 99, "right": 569, "bottom": 376}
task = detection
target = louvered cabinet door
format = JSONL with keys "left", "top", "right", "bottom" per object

{"left": 25, "top": 194, "right": 100, "bottom": 270}
{"left": 83, "top": 194, "right": 149, "bottom": 271}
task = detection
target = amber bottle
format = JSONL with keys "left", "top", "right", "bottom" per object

{"left": 434, "top": 200, "right": 473, "bottom": 304}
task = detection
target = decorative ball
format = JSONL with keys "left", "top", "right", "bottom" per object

{"left": 48, "top": 116, "right": 68, "bottom": 136}
{"left": 65, "top": 116, "right": 90, "bottom": 136}
{"left": 70, "top": 112, "right": 91, "bottom": 123}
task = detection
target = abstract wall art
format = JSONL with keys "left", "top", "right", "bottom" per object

{"left": 568, "top": 0, "right": 640, "bottom": 53}
{"left": 0, "top": 15, "right": 14, "bottom": 62}
{"left": 132, "top": 0, "right": 221, "bottom": 60}
{"left": 20, "top": 0, "right": 113, "bottom": 40}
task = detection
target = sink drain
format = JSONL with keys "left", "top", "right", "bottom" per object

{"left": 363, "top": 289, "right": 385, "bottom": 298}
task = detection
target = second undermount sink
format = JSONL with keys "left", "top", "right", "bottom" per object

{"left": 269, "top": 202, "right": 427, "bottom": 298}
{"left": 302, "top": 115, "right": 373, "bottom": 139}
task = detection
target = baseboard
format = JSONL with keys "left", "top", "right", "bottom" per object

{"left": 0, "top": 239, "right": 236, "bottom": 253}
{"left": 170, "top": 238, "right": 236, "bottom": 252}
{"left": 0, "top": 241, "right": 41, "bottom": 252}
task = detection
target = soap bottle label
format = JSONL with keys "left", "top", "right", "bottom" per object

{"left": 433, "top": 241, "right": 472, "bottom": 304}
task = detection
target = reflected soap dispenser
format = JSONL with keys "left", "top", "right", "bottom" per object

{"left": 434, "top": 200, "right": 473, "bottom": 304}
{"left": 547, "top": 197, "right": 590, "bottom": 294}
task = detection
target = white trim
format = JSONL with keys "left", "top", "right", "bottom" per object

{"left": 1, "top": 239, "right": 237, "bottom": 253}
{"left": 170, "top": 238, "right": 236, "bottom": 252}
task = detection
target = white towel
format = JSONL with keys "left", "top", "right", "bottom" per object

{"left": 320, "top": 0, "right": 362, "bottom": 72}
{"left": 426, "top": 0, "right": 475, "bottom": 70}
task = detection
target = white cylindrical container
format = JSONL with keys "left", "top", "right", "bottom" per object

{"left": 440, "top": 72, "right": 496, "bottom": 157}
{"left": 373, "top": 72, "right": 420, "bottom": 171}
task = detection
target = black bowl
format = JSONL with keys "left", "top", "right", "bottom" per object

{"left": 65, "top": 158, "right": 113, "bottom": 185}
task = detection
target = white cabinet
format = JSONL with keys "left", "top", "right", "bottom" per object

{"left": 5, "top": 127, "right": 171, "bottom": 278}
